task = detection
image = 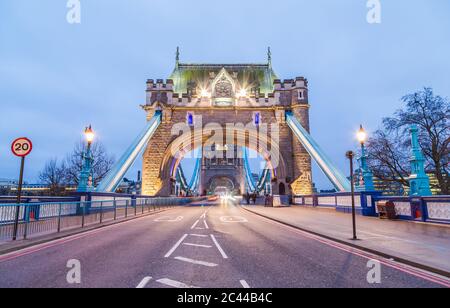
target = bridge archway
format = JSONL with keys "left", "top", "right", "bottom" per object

{"left": 157, "top": 125, "right": 289, "bottom": 196}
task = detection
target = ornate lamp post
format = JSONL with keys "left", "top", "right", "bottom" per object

{"left": 77, "top": 125, "right": 95, "bottom": 192}
{"left": 408, "top": 125, "right": 432, "bottom": 196}
{"left": 356, "top": 125, "right": 375, "bottom": 192}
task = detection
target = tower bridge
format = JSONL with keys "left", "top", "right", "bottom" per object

{"left": 97, "top": 50, "right": 351, "bottom": 196}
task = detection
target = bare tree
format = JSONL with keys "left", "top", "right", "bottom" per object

{"left": 367, "top": 130, "right": 410, "bottom": 191}
{"left": 39, "top": 159, "right": 67, "bottom": 196}
{"left": 64, "top": 141, "right": 115, "bottom": 186}
{"left": 367, "top": 88, "right": 449, "bottom": 195}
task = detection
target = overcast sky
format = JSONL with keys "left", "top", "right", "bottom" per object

{"left": 1, "top": 0, "right": 449, "bottom": 190}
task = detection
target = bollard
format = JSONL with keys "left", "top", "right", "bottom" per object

{"left": 113, "top": 200, "right": 117, "bottom": 221}
{"left": 23, "top": 206, "right": 29, "bottom": 240}
{"left": 81, "top": 202, "right": 86, "bottom": 228}
{"left": 100, "top": 201, "right": 104, "bottom": 224}
{"left": 57, "top": 203, "right": 62, "bottom": 233}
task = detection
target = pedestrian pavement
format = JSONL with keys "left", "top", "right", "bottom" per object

{"left": 242, "top": 205, "right": 450, "bottom": 275}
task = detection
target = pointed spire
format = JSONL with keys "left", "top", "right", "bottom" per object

{"left": 267, "top": 47, "right": 272, "bottom": 67}
{"left": 175, "top": 47, "right": 180, "bottom": 69}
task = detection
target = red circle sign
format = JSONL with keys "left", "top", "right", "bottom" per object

{"left": 11, "top": 138, "right": 33, "bottom": 157}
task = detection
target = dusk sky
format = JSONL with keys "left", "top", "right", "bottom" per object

{"left": 1, "top": 0, "right": 449, "bottom": 190}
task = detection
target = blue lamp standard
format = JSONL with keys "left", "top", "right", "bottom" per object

{"left": 77, "top": 125, "right": 95, "bottom": 192}
{"left": 408, "top": 125, "right": 432, "bottom": 196}
{"left": 356, "top": 125, "right": 375, "bottom": 192}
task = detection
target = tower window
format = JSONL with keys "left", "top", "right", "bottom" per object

{"left": 253, "top": 112, "right": 261, "bottom": 126}
{"left": 187, "top": 112, "right": 194, "bottom": 126}
{"left": 298, "top": 91, "right": 304, "bottom": 100}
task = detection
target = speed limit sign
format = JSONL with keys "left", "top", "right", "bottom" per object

{"left": 11, "top": 137, "right": 33, "bottom": 240}
{"left": 11, "top": 137, "right": 33, "bottom": 157}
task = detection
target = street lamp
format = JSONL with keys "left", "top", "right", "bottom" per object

{"left": 357, "top": 125, "right": 367, "bottom": 145}
{"left": 356, "top": 125, "right": 375, "bottom": 192}
{"left": 85, "top": 125, "right": 95, "bottom": 145}
{"left": 346, "top": 150, "right": 357, "bottom": 240}
{"left": 77, "top": 125, "right": 95, "bottom": 192}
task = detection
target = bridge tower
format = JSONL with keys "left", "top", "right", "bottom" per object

{"left": 141, "top": 49, "right": 313, "bottom": 197}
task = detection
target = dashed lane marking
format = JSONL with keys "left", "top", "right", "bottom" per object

{"left": 165, "top": 234, "right": 188, "bottom": 258}
{"left": 240, "top": 280, "right": 250, "bottom": 288}
{"left": 183, "top": 243, "right": 213, "bottom": 248}
{"left": 190, "top": 234, "right": 208, "bottom": 238}
{"left": 211, "top": 234, "right": 228, "bottom": 259}
{"left": 157, "top": 278, "right": 199, "bottom": 289}
{"left": 136, "top": 277, "right": 152, "bottom": 289}
{"left": 191, "top": 220, "right": 200, "bottom": 229}
{"left": 174, "top": 256, "right": 218, "bottom": 267}
{"left": 203, "top": 220, "right": 209, "bottom": 229}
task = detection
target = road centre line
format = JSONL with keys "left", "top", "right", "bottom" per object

{"left": 165, "top": 234, "right": 188, "bottom": 258}
{"left": 203, "top": 220, "right": 209, "bottom": 229}
{"left": 174, "top": 256, "right": 218, "bottom": 267}
{"left": 210, "top": 234, "right": 228, "bottom": 259}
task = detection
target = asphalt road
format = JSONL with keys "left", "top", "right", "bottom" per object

{"left": 0, "top": 198, "right": 448, "bottom": 288}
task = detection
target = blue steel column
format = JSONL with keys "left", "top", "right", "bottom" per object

{"left": 78, "top": 141, "right": 94, "bottom": 192}
{"left": 356, "top": 143, "right": 375, "bottom": 192}
{"left": 408, "top": 125, "right": 432, "bottom": 196}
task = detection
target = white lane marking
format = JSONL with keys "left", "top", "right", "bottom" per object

{"left": 195, "top": 227, "right": 205, "bottom": 230}
{"left": 191, "top": 220, "right": 200, "bottom": 229}
{"left": 190, "top": 234, "right": 208, "bottom": 238}
{"left": 203, "top": 220, "right": 209, "bottom": 229}
{"left": 210, "top": 234, "right": 228, "bottom": 259}
{"left": 157, "top": 278, "right": 199, "bottom": 289}
{"left": 183, "top": 243, "right": 212, "bottom": 248}
{"left": 220, "top": 216, "right": 248, "bottom": 223}
{"left": 154, "top": 216, "right": 183, "bottom": 222}
{"left": 240, "top": 280, "right": 250, "bottom": 289}
{"left": 136, "top": 277, "right": 152, "bottom": 288}
{"left": 174, "top": 256, "right": 218, "bottom": 267}
{"left": 200, "top": 212, "right": 207, "bottom": 219}
{"left": 164, "top": 234, "right": 188, "bottom": 258}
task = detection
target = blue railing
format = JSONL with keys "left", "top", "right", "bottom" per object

{"left": 293, "top": 192, "right": 450, "bottom": 224}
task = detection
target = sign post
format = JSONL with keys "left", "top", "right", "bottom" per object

{"left": 11, "top": 137, "right": 33, "bottom": 241}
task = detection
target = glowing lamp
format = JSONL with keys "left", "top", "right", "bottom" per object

{"left": 357, "top": 125, "right": 367, "bottom": 145}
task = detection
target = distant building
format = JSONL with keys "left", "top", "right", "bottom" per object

{"left": 353, "top": 169, "right": 446, "bottom": 196}
{"left": 0, "top": 178, "right": 76, "bottom": 196}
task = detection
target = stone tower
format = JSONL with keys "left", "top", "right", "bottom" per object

{"left": 141, "top": 50, "right": 313, "bottom": 196}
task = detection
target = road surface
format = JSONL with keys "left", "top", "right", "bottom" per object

{"left": 0, "top": 198, "right": 448, "bottom": 288}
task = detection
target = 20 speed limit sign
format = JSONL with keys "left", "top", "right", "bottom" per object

{"left": 11, "top": 138, "right": 33, "bottom": 157}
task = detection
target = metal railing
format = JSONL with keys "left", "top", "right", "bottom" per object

{"left": 293, "top": 192, "right": 450, "bottom": 224}
{"left": 0, "top": 197, "right": 186, "bottom": 243}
